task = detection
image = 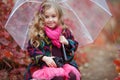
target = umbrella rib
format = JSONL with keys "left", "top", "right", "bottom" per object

{"left": 90, "top": 0, "right": 112, "bottom": 16}
{"left": 64, "top": 2, "right": 93, "bottom": 41}
{"left": 5, "top": 0, "right": 41, "bottom": 29}
{"left": 5, "top": 0, "right": 32, "bottom": 50}
{"left": 22, "top": 25, "right": 29, "bottom": 50}
{"left": 28, "top": 0, "right": 67, "bottom": 3}
{"left": 5, "top": 0, "right": 26, "bottom": 28}
{"left": 26, "top": 0, "right": 41, "bottom": 3}
{"left": 59, "top": 0, "right": 67, "bottom": 3}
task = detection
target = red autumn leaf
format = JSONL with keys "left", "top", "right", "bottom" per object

{"left": 0, "top": 70, "right": 8, "bottom": 80}
{"left": 13, "top": 51, "right": 25, "bottom": 59}
{"left": 114, "top": 59, "right": 120, "bottom": 67}
{"left": 8, "top": 42, "right": 18, "bottom": 49}
{"left": 7, "top": 0, "right": 14, "bottom": 7}
{"left": 0, "top": 37, "right": 10, "bottom": 46}
{"left": 3, "top": 30, "right": 10, "bottom": 38}
{"left": 114, "top": 75, "right": 120, "bottom": 80}
{"left": 9, "top": 68, "right": 25, "bottom": 80}
{"left": 4, "top": 51, "right": 13, "bottom": 59}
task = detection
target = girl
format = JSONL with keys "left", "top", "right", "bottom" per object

{"left": 27, "top": 0, "right": 81, "bottom": 80}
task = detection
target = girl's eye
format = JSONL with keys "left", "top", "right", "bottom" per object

{"left": 45, "top": 16, "right": 49, "bottom": 18}
{"left": 52, "top": 15, "right": 56, "bottom": 18}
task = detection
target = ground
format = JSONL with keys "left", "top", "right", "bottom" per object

{"left": 78, "top": 44, "right": 118, "bottom": 80}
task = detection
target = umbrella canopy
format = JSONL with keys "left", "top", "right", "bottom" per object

{"left": 5, "top": 0, "right": 112, "bottom": 50}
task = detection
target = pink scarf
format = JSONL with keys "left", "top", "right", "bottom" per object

{"left": 45, "top": 26, "right": 62, "bottom": 48}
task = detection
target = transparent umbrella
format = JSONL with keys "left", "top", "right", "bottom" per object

{"left": 5, "top": 0, "right": 112, "bottom": 50}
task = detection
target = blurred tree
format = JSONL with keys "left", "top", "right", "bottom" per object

{"left": 0, "top": 0, "right": 31, "bottom": 79}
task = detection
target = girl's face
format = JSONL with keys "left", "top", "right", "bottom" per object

{"left": 44, "top": 7, "right": 59, "bottom": 29}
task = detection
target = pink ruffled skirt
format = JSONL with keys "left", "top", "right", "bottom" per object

{"left": 32, "top": 64, "right": 81, "bottom": 80}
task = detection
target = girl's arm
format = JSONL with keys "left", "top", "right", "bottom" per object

{"left": 27, "top": 41, "right": 57, "bottom": 67}
{"left": 27, "top": 41, "right": 44, "bottom": 64}
{"left": 62, "top": 28, "right": 78, "bottom": 52}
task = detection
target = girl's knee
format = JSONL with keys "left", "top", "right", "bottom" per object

{"left": 69, "top": 71, "right": 76, "bottom": 80}
{"left": 51, "top": 76, "right": 64, "bottom": 80}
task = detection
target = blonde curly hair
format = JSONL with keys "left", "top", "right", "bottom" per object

{"left": 28, "top": 0, "right": 67, "bottom": 48}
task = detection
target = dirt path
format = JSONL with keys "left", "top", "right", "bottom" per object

{"left": 79, "top": 44, "right": 118, "bottom": 80}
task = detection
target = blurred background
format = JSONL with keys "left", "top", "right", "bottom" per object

{"left": 0, "top": 0, "right": 120, "bottom": 80}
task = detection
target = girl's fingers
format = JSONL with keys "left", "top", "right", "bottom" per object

{"left": 52, "top": 62, "right": 57, "bottom": 67}
{"left": 59, "top": 36, "right": 68, "bottom": 45}
{"left": 48, "top": 62, "right": 57, "bottom": 67}
{"left": 47, "top": 58, "right": 57, "bottom": 67}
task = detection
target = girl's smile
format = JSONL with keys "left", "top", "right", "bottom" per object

{"left": 44, "top": 7, "right": 59, "bottom": 29}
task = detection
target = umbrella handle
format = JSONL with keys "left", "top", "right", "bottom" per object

{"left": 62, "top": 44, "right": 74, "bottom": 62}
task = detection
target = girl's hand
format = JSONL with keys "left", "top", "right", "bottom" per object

{"left": 60, "top": 36, "right": 68, "bottom": 45}
{"left": 42, "top": 56, "right": 57, "bottom": 67}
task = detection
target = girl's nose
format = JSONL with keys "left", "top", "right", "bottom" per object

{"left": 49, "top": 17, "right": 53, "bottom": 21}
